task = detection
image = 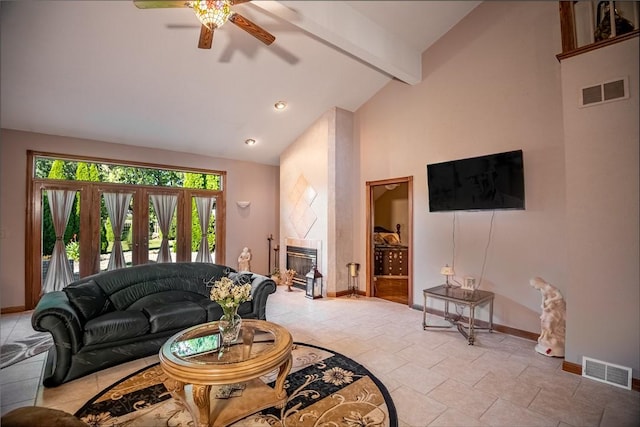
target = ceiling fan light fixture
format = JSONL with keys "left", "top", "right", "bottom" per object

{"left": 190, "top": 0, "right": 232, "bottom": 30}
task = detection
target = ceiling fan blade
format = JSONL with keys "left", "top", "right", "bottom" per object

{"left": 198, "top": 24, "right": 214, "bottom": 49}
{"left": 229, "top": 13, "right": 275, "bottom": 45}
{"left": 133, "top": 1, "right": 189, "bottom": 9}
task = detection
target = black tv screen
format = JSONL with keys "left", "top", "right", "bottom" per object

{"left": 427, "top": 150, "right": 525, "bottom": 212}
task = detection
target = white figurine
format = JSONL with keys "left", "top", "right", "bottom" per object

{"left": 237, "top": 247, "right": 251, "bottom": 272}
{"left": 530, "top": 277, "right": 566, "bottom": 357}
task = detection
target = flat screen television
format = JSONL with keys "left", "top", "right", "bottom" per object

{"left": 427, "top": 150, "right": 525, "bottom": 212}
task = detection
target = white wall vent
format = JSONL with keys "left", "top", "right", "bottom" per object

{"left": 579, "top": 77, "right": 629, "bottom": 108}
{"left": 582, "top": 356, "right": 632, "bottom": 390}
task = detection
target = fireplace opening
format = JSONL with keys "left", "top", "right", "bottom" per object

{"left": 286, "top": 246, "right": 317, "bottom": 290}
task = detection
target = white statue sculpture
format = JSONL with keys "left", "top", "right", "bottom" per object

{"left": 530, "top": 277, "right": 566, "bottom": 357}
{"left": 237, "top": 247, "right": 251, "bottom": 272}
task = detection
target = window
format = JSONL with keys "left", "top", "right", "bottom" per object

{"left": 26, "top": 152, "right": 226, "bottom": 309}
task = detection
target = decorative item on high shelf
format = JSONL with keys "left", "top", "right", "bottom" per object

{"left": 594, "top": 1, "right": 635, "bottom": 42}
{"left": 207, "top": 276, "right": 252, "bottom": 348}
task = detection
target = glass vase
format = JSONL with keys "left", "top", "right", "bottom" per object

{"left": 219, "top": 305, "right": 242, "bottom": 347}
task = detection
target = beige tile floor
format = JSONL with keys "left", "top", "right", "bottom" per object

{"left": 1, "top": 287, "right": 639, "bottom": 426}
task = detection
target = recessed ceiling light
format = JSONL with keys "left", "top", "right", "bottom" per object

{"left": 245, "top": 138, "right": 256, "bottom": 146}
{"left": 274, "top": 101, "right": 287, "bottom": 110}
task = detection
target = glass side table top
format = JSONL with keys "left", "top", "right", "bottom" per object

{"left": 424, "top": 284, "right": 494, "bottom": 303}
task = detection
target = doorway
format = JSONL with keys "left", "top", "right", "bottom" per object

{"left": 366, "top": 177, "right": 413, "bottom": 306}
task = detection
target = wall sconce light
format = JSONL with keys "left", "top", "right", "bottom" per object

{"left": 440, "top": 264, "right": 455, "bottom": 287}
{"left": 236, "top": 201, "right": 251, "bottom": 208}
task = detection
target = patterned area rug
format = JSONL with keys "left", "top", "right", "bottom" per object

{"left": 75, "top": 343, "right": 397, "bottom": 426}
{"left": 0, "top": 332, "right": 53, "bottom": 369}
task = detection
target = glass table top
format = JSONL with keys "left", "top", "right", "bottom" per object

{"left": 169, "top": 321, "right": 276, "bottom": 365}
{"left": 424, "top": 284, "right": 494, "bottom": 303}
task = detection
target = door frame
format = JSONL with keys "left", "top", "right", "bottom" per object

{"left": 365, "top": 176, "right": 413, "bottom": 307}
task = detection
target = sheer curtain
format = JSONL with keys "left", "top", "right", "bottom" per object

{"left": 194, "top": 196, "right": 215, "bottom": 263}
{"left": 104, "top": 192, "right": 133, "bottom": 271}
{"left": 150, "top": 194, "right": 177, "bottom": 263}
{"left": 42, "top": 190, "right": 76, "bottom": 293}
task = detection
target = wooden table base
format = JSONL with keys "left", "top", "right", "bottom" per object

{"left": 163, "top": 355, "right": 292, "bottom": 427}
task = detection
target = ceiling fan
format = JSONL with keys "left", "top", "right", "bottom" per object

{"left": 134, "top": 0, "right": 275, "bottom": 49}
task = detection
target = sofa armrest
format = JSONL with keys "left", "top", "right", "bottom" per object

{"left": 31, "top": 291, "right": 87, "bottom": 387}
{"left": 248, "top": 275, "right": 276, "bottom": 320}
{"left": 31, "top": 291, "right": 84, "bottom": 354}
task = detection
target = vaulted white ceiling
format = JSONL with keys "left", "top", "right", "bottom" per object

{"left": 1, "top": 1, "right": 479, "bottom": 165}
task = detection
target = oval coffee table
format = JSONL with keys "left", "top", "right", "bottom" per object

{"left": 159, "top": 319, "right": 293, "bottom": 427}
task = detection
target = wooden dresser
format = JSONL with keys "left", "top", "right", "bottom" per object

{"left": 374, "top": 246, "right": 408, "bottom": 276}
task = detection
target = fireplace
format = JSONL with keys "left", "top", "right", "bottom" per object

{"left": 286, "top": 246, "right": 317, "bottom": 290}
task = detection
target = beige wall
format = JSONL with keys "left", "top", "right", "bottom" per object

{"left": 355, "top": 2, "right": 566, "bottom": 333}
{"left": 355, "top": 0, "right": 639, "bottom": 377}
{"left": 561, "top": 38, "right": 639, "bottom": 375}
{"left": 0, "top": 129, "right": 279, "bottom": 309}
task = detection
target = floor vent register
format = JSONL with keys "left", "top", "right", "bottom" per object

{"left": 582, "top": 356, "right": 632, "bottom": 390}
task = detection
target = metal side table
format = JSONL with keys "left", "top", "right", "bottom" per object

{"left": 422, "top": 285, "right": 494, "bottom": 345}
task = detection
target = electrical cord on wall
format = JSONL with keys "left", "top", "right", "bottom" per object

{"left": 451, "top": 211, "right": 457, "bottom": 269}
{"left": 477, "top": 210, "right": 496, "bottom": 288}
{"left": 450, "top": 212, "right": 463, "bottom": 287}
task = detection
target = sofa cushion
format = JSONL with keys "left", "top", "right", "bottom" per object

{"left": 143, "top": 301, "right": 207, "bottom": 333}
{"left": 64, "top": 279, "right": 113, "bottom": 322}
{"left": 96, "top": 263, "right": 232, "bottom": 310}
{"left": 84, "top": 311, "right": 149, "bottom": 346}
{"left": 128, "top": 290, "right": 207, "bottom": 311}
{"left": 197, "top": 299, "right": 223, "bottom": 321}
